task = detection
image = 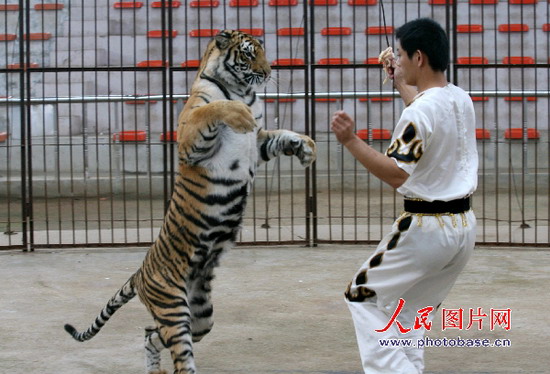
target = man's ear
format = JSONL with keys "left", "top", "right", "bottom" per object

{"left": 215, "top": 30, "right": 232, "bottom": 50}
{"left": 416, "top": 50, "right": 425, "bottom": 67}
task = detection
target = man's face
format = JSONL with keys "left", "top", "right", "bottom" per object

{"left": 395, "top": 41, "right": 417, "bottom": 86}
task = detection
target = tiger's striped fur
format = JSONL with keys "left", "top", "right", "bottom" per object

{"left": 64, "top": 30, "right": 316, "bottom": 374}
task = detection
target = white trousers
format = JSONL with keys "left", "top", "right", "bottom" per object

{"left": 346, "top": 211, "right": 476, "bottom": 374}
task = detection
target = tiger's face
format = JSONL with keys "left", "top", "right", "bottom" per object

{"left": 203, "top": 30, "right": 271, "bottom": 88}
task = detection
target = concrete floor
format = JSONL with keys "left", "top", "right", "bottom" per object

{"left": 0, "top": 245, "right": 549, "bottom": 374}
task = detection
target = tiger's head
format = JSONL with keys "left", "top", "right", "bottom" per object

{"left": 199, "top": 30, "right": 271, "bottom": 89}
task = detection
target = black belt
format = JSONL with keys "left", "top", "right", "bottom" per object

{"left": 404, "top": 197, "right": 471, "bottom": 214}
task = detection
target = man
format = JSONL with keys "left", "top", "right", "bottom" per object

{"left": 330, "top": 18, "right": 478, "bottom": 373}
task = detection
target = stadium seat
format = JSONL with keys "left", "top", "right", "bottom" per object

{"left": 151, "top": 1, "right": 182, "bottom": 7}
{"left": 277, "top": 28, "right": 305, "bottom": 36}
{"left": 0, "top": 4, "right": 19, "bottom": 11}
{"left": 147, "top": 30, "right": 178, "bottom": 38}
{"left": 113, "top": 2, "right": 144, "bottom": 9}
{"left": 269, "top": 0, "right": 299, "bottom": 5}
{"left": 457, "top": 24, "right": 483, "bottom": 33}
{"left": 189, "top": 0, "right": 220, "bottom": 7}
{"left": 160, "top": 131, "right": 178, "bottom": 142}
{"left": 34, "top": 3, "right": 64, "bottom": 10}
{"left": 318, "top": 58, "right": 350, "bottom": 64}
{"left": 476, "top": 128, "right": 491, "bottom": 140}
{"left": 504, "top": 128, "right": 540, "bottom": 140}
{"left": 365, "top": 26, "right": 394, "bottom": 35}
{"left": 229, "top": 0, "right": 259, "bottom": 6}
{"left": 498, "top": 24, "right": 529, "bottom": 33}
{"left": 356, "top": 129, "right": 392, "bottom": 140}
{"left": 0, "top": 34, "right": 16, "bottom": 41}
{"left": 347, "top": 0, "right": 377, "bottom": 5}
{"left": 321, "top": 27, "right": 352, "bottom": 36}
{"left": 112, "top": 130, "right": 147, "bottom": 142}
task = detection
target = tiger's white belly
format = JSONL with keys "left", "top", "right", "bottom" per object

{"left": 204, "top": 125, "right": 258, "bottom": 187}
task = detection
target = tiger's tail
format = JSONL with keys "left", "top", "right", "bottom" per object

{"left": 64, "top": 275, "right": 137, "bottom": 342}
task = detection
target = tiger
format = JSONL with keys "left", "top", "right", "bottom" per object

{"left": 63, "top": 30, "right": 316, "bottom": 374}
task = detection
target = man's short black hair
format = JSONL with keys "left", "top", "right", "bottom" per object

{"left": 395, "top": 18, "right": 449, "bottom": 72}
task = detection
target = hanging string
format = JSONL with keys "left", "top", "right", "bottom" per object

{"left": 379, "top": 0, "right": 391, "bottom": 48}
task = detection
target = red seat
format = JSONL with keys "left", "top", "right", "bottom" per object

{"left": 348, "top": 0, "right": 377, "bottom": 5}
{"left": 429, "top": 0, "right": 453, "bottom": 4}
{"left": 457, "top": 24, "right": 483, "bottom": 33}
{"left": 0, "top": 34, "right": 16, "bottom": 41}
{"left": 229, "top": 0, "right": 259, "bottom": 6}
{"left": 365, "top": 26, "right": 394, "bottom": 35}
{"left": 498, "top": 24, "right": 529, "bottom": 32}
{"left": 502, "top": 56, "right": 535, "bottom": 65}
{"left": 181, "top": 60, "right": 201, "bottom": 68}
{"left": 357, "top": 129, "right": 391, "bottom": 140}
{"left": 160, "top": 132, "right": 178, "bottom": 142}
{"left": 34, "top": 3, "right": 64, "bottom": 10}
{"left": 114, "top": 2, "right": 144, "bottom": 9}
{"left": 277, "top": 28, "right": 305, "bottom": 36}
{"left": 136, "top": 60, "right": 169, "bottom": 68}
{"left": 321, "top": 27, "right": 352, "bottom": 36}
{"left": 0, "top": 132, "right": 7, "bottom": 142}
{"left": 471, "top": 96, "right": 489, "bottom": 102}
{"left": 318, "top": 58, "right": 350, "bottom": 65}
{"left": 147, "top": 30, "right": 178, "bottom": 38}
{"left": 504, "top": 128, "right": 540, "bottom": 140}
{"left": 364, "top": 57, "right": 381, "bottom": 64}
{"left": 112, "top": 131, "right": 147, "bottom": 142}
{"left": 0, "top": 4, "right": 19, "bottom": 10}
{"left": 189, "top": 29, "right": 220, "bottom": 37}
{"left": 310, "top": 0, "right": 338, "bottom": 5}
{"left": 475, "top": 129, "right": 491, "bottom": 140}
{"left": 504, "top": 96, "right": 537, "bottom": 102}
{"left": 189, "top": 0, "right": 220, "bottom": 7}
{"left": 456, "top": 57, "right": 489, "bottom": 64}
{"left": 151, "top": 1, "right": 182, "bottom": 7}
{"left": 7, "top": 63, "right": 39, "bottom": 69}
{"left": 272, "top": 58, "right": 305, "bottom": 66}
{"left": 269, "top": 0, "right": 298, "bottom": 5}
{"left": 508, "top": 0, "right": 537, "bottom": 3}
{"left": 24, "top": 33, "right": 52, "bottom": 40}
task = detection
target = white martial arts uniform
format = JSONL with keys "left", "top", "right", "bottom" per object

{"left": 346, "top": 84, "right": 478, "bottom": 374}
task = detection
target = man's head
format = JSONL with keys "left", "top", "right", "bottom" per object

{"left": 395, "top": 18, "right": 449, "bottom": 73}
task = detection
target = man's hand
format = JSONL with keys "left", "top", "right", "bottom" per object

{"left": 330, "top": 110, "right": 359, "bottom": 146}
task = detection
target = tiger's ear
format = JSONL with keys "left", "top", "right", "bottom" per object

{"left": 215, "top": 31, "right": 232, "bottom": 50}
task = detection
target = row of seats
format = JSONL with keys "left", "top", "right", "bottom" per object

{"left": 105, "top": 127, "right": 540, "bottom": 143}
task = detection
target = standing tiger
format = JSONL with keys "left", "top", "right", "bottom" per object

{"left": 64, "top": 30, "right": 316, "bottom": 374}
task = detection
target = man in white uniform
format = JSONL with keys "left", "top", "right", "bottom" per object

{"left": 330, "top": 18, "right": 478, "bottom": 373}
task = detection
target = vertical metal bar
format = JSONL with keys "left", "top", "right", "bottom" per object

{"left": 81, "top": 3, "right": 89, "bottom": 245}
{"left": 93, "top": 1, "right": 101, "bottom": 244}
{"left": 306, "top": 0, "right": 316, "bottom": 246}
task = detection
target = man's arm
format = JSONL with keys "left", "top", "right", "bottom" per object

{"left": 330, "top": 111, "right": 409, "bottom": 189}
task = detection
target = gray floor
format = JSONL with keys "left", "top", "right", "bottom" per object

{"left": 0, "top": 245, "right": 549, "bottom": 374}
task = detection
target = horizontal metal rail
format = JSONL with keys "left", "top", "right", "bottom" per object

{"left": 1, "top": 91, "right": 549, "bottom": 105}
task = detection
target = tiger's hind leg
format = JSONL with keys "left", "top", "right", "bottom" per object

{"left": 145, "top": 326, "right": 167, "bottom": 374}
{"left": 157, "top": 318, "right": 196, "bottom": 374}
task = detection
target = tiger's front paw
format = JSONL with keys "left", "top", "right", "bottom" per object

{"left": 284, "top": 135, "right": 317, "bottom": 167}
{"left": 219, "top": 101, "right": 256, "bottom": 134}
